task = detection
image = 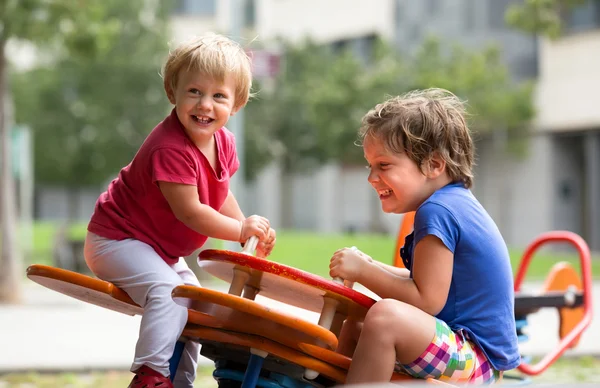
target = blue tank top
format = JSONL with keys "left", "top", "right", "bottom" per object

{"left": 402, "top": 182, "right": 520, "bottom": 371}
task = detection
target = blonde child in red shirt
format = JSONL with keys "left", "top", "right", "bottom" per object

{"left": 84, "top": 33, "right": 275, "bottom": 388}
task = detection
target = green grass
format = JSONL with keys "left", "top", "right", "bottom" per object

{"left": 266, "top": 231, "right": 398, "bottom": 278}
{"left": 507, "top": 355, "right": 600, "bottom": 384}
{"left": 23, "top": 221, "right": 88, "bottom": 268}
{"left": 23, "top": 222, "right": 600, "bottom": 280}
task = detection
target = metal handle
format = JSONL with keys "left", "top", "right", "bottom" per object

{"left": 241, "top": 236, "right": 259, "bottom": 255}
{"left": 514, "top": 231, "right": 593, "bottom": 376}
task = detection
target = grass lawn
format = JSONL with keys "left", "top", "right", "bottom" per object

{"left": 1, "top": 356, "right": 599, "bottom": 386}
{"left": 23, "top": 222, "right": 600, "bottom": 280}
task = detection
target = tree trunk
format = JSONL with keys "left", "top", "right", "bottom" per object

{"left": 0, "top": 37, "right": 22, "bottom": 303}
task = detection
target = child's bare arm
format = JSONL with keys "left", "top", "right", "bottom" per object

{"left": 365, "top": 235, "right": 452, "bottom": 315}
{"left": 352, "top": 249, "right": 411, "bottom": 278}
{"left": 331, "top": 235, "right": 452, "bottom": 315}
{"left": 159, "top": 181, "right": 268, "bottom": 242}
{"left": 371, "top": 261, "right": 411, "bottom": 278}
{"left": 219, "top": 190, "right": 245, "bottom": 221}
{"left": 219, "top": 189, "right": 277, "bottom": 256}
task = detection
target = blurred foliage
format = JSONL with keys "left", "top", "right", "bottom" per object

{"left": 7, "top": 2, "right": 535, "bottom": 185}
{"left": 505, "top": 0, "right": 587, "bottom": 39}
{"left": 10, "top": 0, "right": 175, "bottom": 187}
{"left": 244, "top": 36, "right": 535, "bottom": 179}
{"left": 410, "top": 37, "right": 535, "bottom": 156}
{"left": 243, "top": 39, "right": 406, "bottom": 177}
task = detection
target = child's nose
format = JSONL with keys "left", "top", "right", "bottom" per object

{"left": 197, "top": 96, "right": 211, "bottom": 110}
{"left": 367, "top": 170, "right": 379, "bottom": 183}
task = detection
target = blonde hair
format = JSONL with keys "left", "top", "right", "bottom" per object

{"left": 359, "top": 88, "right": 475, "bottom": 188}
{"left": 161, "top": 33, "right": 253, "bottom": 108}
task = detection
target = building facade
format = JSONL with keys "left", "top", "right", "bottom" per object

{"left": 31, "top": 0, "right": 600, "bottom": 251}
{"left": 391, "top": 0, "right": 600, "bottom": 251}
{"left": 533, "top": 0, "right": 600, "bottom": 251}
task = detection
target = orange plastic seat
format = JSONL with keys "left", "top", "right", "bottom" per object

{"left": 174, "top": 285, "right": 338, "bottom": 351}
{"left": 26, "top": 264, "right": 142, "bottom": 315}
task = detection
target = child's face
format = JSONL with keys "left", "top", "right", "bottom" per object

{"left": 168, "top": 70, "right": 240, "bottom": 145}
{"left": 363, "top": 136, "right": 429, "bottom": 214}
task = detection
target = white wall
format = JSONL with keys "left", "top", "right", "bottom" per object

{"left": 172, "top": 0, "right": 396, "bottom": 46}
{"left": 536, "top": 30, "right": 600, "bottom": 131}
{"left": 242, "top": 163, "right": 405, "bottom": 236}
{"left": 170, "top": 15, "right": 220, "bottom": 42}
{"left": 256, "top": 0, "right": 395, "bottom": 44}
{"left": 36, "top": 187, "right": 101, "bottom": 221}
{"left": 473, "top": 136, "right": 554, "bottom": 248}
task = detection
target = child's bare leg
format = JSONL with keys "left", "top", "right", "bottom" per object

{"left": 346, "top": 299, "right": 436, "bottom": 384}
{"left": 336, "top": 318, "right": 363, "bottom": 357}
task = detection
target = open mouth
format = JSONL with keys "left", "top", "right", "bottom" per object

{"left": 378, "top": 189, "right": 394, "bottom": 199}
{"left": 192, "top": 115, "right": 214, "bottom": 124}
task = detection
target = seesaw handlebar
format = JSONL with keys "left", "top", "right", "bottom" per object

{"left": 513, "top": 231, "right": 593, "bottom": 376}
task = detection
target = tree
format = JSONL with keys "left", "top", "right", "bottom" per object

{"left": 243, "top": 36, "right": 535, "bottom": 231}
{"left": 244, "top": 40, "right": 340, "bottom": 225}
{"left": 2, "top": 0, "right": 174, "bottom": 302}
{"left": 409, "top": 37, "right": 535, "bottom": 154}
{"left": 12, "top": 1, "right": 173, "bottom": 192}
{"left": 505, "top": 0, "right": 587, "bottom": 38}
{"left": 0, "top": 0, "right": 76, "bottom": 303}
{"left": 244, "top": 38, "right": 408, "bottom": 177}
{"left": 245, "top": 40, "right": 341, "bottom": 178}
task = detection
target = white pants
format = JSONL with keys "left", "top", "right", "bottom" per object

{"left": 84, "top": 232, "right": 200, "bottom": 388}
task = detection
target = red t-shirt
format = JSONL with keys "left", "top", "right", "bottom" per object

{"left": 88, "top": 109, "right": 239, "bottom": 265}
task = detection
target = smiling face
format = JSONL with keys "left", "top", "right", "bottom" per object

{"left": 363, "top": 135, "right": 432, "bottom": 214}
{"left": 167, "top": 69, "right": 240, "bottom": 146}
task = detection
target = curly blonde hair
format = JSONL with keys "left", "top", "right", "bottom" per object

{"left": 359, "top": 88, "right": 475, "bottom": 188}
{"left": 161, "top": 33, "right": 253, "bottom": 108}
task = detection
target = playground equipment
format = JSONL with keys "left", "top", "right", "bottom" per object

{"left": 26, "top": 216, "right": 593, "bottom": 387}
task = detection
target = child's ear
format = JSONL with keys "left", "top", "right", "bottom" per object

{"left": 427, "top": 152, "right": 446, "bottom": 178}
{"left": 165, "top": 85, "right": 176, "bottom": 105}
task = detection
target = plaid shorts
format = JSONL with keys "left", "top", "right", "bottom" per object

{"left": 395, "top": 318, "right": 501, "bottom": 384}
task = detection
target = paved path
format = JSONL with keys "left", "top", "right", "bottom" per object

{"left": 1, "top": 280, "right": 598, "bottom": 373}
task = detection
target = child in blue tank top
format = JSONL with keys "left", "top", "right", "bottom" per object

{"left": 330, "top": 88, "right": 520, "bottom": 385}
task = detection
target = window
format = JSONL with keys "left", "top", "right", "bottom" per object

{"left": 244, "top": 0, "right": 255, "bottom": 28}
{"left": 488, "top": 0, "right": 518, "bottom": 30}
{"left": 565, "top": 0, "right": 600, "bottom": 33}
{"left": 464, "top": 0, "right": 476, "bottom": 31}
{"left": 353, "top": 34, "right": 377, "bottom": 61}
{"left": 173, "top": 0, "right": 216, "bottom": 16}
{"left": 511, "top": 51, "right": 539, "bottom": 80}
{"left": 330, "top": 35, "right": 377, "bottom": 64}
{"left": 395, "top": 0, "right": 404, "bottom": 26}
{"left": 425, "top": 0, "right": 440, "bottom": 16}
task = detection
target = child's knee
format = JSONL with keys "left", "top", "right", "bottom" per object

{"left": 365, "top": 299, "right": 411, "bottom": 325}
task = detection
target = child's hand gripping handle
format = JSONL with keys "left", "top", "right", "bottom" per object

{"left": 331, "top": 246, "right": 358, "bottom": 288}
{"left": 241, "top": 236, "right": 259, "bottom": 255}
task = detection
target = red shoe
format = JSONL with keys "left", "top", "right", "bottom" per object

{"left": 128, "top": 365, "right": 173, "bottom": 388}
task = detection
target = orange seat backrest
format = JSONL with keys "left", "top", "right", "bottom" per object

{"left": 393, "top": 212, "right": 415, "bottom": 268}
